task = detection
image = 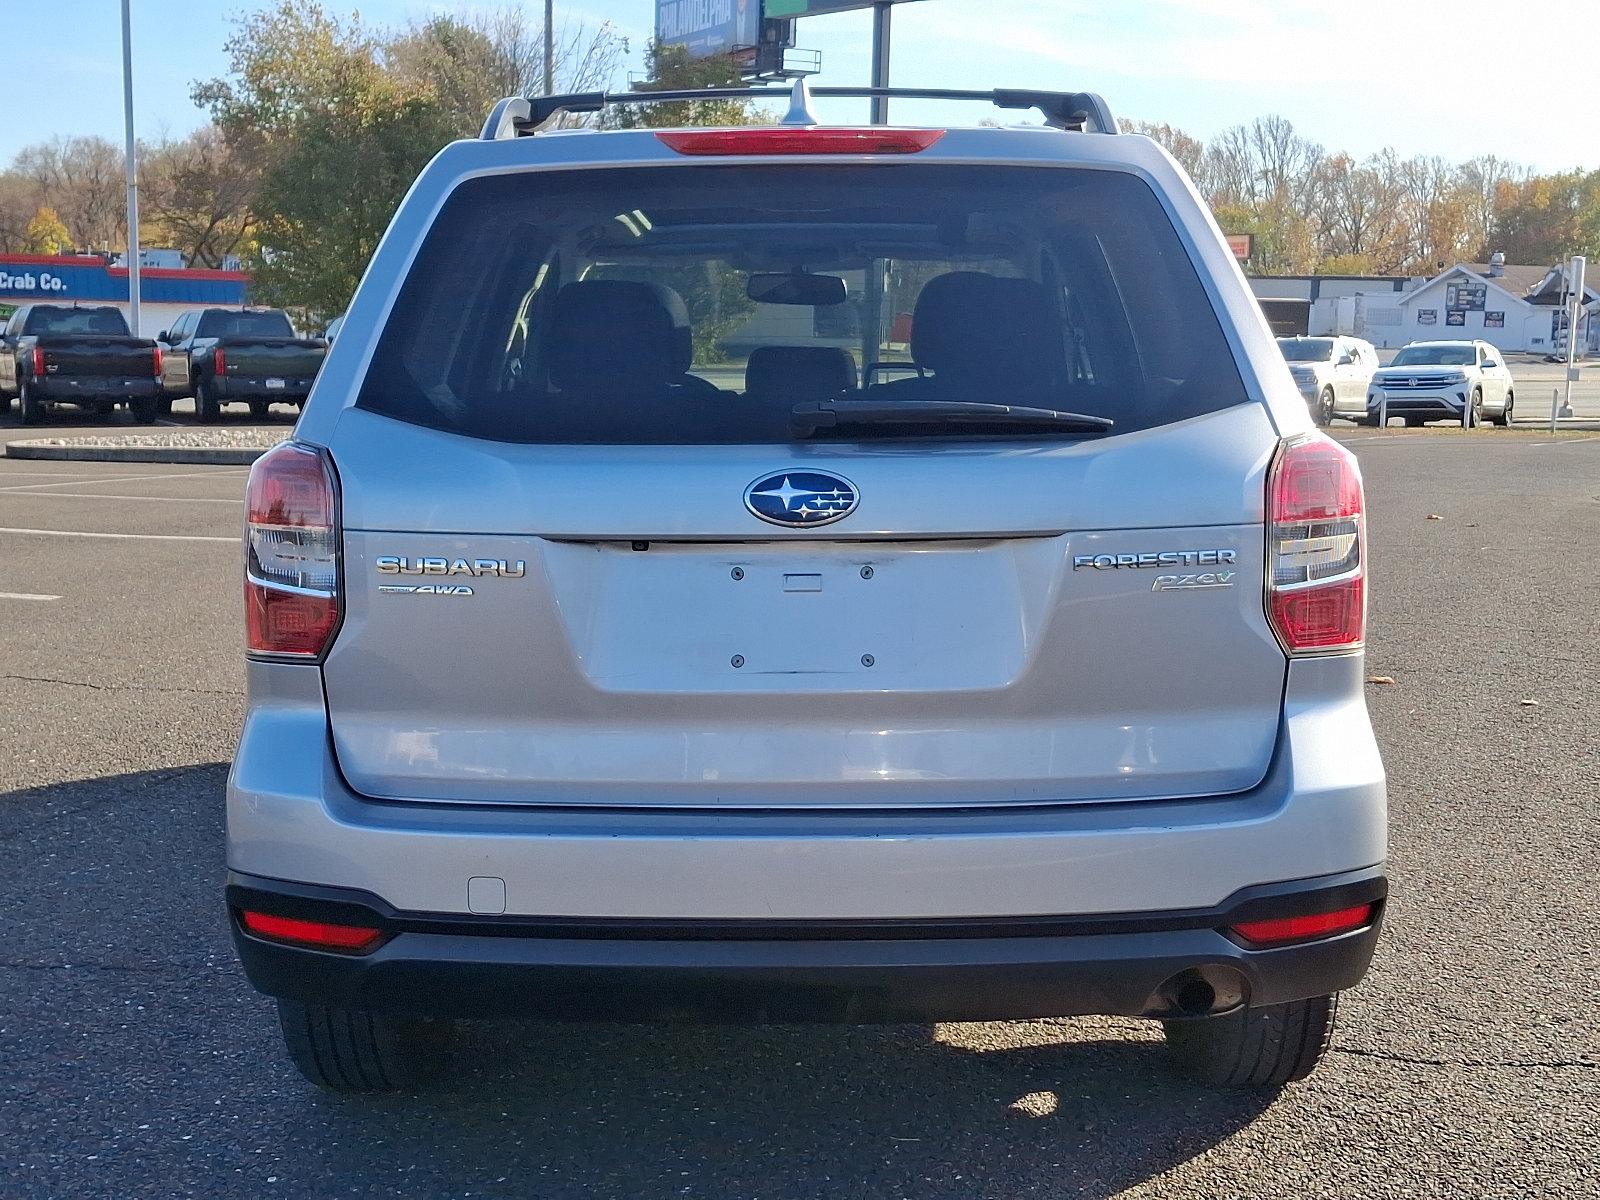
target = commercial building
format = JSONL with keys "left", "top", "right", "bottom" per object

{"left": 0, "top": 253, "right": 249, "bottom": 337}
{"left": 1250, "top": 256, "right": 1598, "bottom": 355}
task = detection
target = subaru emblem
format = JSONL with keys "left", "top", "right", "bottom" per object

{"left": 744, "top": 471, "right": 859, "bottom": 528}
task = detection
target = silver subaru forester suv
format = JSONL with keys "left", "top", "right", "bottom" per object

{"left": 228, "top": 83, "right": 1386, "bottom": 1094}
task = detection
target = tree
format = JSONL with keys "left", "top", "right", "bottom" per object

{"left": 388, "top": 10, "right": 624, "bottom": 136}
{"left": 1120, "top": 119, "right": 1205, "bottom": 183}
{"left": 12, "top": 136, "right": 126, "bottom": 251}
{"left": 24, "top": 206, "right": 72, "bottom": 254}
{"left": 607, "top": 41, "right": 769, "bottom": 130}
{"left": 142, "top": 127, "right": 256, "bottom": 267}
{"left": 194, "top": 1, "right": 458, "bottom": 317}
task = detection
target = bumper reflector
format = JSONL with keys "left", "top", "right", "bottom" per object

{"left": 239, "top": 910, "right": 383, "bottom": 953}
{"left": 1229, "top": 902, "right": 1376, "bottom": 947}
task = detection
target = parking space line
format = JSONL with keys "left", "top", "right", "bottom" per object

{"left": 0, "top": 591, "right": 60, "bottom": 601}
{"left": 0, "top": 525, "right": 238, "bottom": 543}
{"left": 0, "top": 490, "right": 241, "bottom": 504}
{"left": 1526, "top": 435, "right": 1600, "bottom": 446}
{"left": 0, "top": 468, "right": 248, "bottom": 493}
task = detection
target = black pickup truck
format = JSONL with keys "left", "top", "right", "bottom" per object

{"left": 0, "top": 304, "right": 162, "bottom": 424}
{"left": 158, "top": 308, "right": 326, "bottom": 421}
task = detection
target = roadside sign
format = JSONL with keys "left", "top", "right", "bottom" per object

{"left": 1225, "top": 233, "right": 1253, "bottom": 261}
{"left": 657, "top": 0, "right": 764, "bottom": 59}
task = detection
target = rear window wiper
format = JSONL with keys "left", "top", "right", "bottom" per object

{"left": 792, "top": 400, "right": 1114, "bottom": 436}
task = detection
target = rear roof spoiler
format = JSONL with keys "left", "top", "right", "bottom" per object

{"left": 481, "top": 78, "right": 1117, "bottom": 140}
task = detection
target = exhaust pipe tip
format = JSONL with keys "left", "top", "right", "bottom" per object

{"left": 1155, "top": 967, "right": 1247, "bottom": 1018}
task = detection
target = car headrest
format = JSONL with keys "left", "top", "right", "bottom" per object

{"left": 745, "top": 345, "right": 858, "bottom": 403}
{"left": 910, "top": 271, "right": 1063, "bottom": 393}
{"left": 549, "top": 280, "right": 693, "bottom": 392}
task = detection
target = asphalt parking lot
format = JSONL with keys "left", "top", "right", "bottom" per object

{"left": 1, "top": 419, "right": 1597, "bottom": 1199}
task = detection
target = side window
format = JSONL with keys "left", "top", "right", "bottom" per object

{"left": 7, "top": 310, "right": 24, "bottom": 337}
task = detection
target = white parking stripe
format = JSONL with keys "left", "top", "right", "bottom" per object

{"left": 0, "top": 591, "right": 60, "bottom": 601}
{"left": 1526, "top": 435, "right": 1600, "bottom": 447}
{"left": 0, "top": 490, "right": 241, "bottom": 504}
{"left": 0, "top": 468, "right": 247, "bottom": 492}
{"left": 0, "top": 525, "right": 238, "bottom": 543}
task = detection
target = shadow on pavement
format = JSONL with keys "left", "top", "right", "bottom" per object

{"left": 2, "top": 766, "right": 1276, "bottom": 1199}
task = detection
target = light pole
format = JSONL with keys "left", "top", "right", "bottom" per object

{"left": 121, "top": 0, "right": 142, "bottom": 334}
{"left": 543, "top": 0, "right": 555, "bottom": 95}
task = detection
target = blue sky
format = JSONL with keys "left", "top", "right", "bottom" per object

{"left": 15, "top": 0, "right": 1600, "bottom": 172}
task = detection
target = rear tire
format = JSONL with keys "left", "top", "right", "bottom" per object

{"left": 1164, "top": 992, "right": 1339, "bottom": 1088}
{"left": 275, "top": 999, "right": 455, "bottom": 1094}
{"left": 128, "top": 395, "right": 157, "bottom": 423}
{"left": 157, "top": 395, "right": 174, "bottom": 418}
{"left": 194, "top": 379, "right": 220, "bottom": 423}
{"left": 1314, "top": 388, "right": 1334, "bottom": 427}
{"left": 248, "top": 397, "right": 273, "bottom": 421}
{"left": 19, "top": 379, "right": 44, "bottom": 425}
{"left": 1404, "top": 416, "right": 1425, "bottom": 428}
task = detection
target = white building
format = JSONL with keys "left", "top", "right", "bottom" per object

{"left": 1342, "top": 259, "right": 1599, "bottom": 353}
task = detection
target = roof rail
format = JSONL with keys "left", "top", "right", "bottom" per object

{"left": 479, "top": 81, "right": 1117, "bottom": 139}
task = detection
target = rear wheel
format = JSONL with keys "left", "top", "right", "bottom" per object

{"left": 157, "top": 395, "right": 174, "bottom": 418}
{"left": 91, "top": 398, "right": 116, "bottom": 419}
{"left": 275, "top": 999, "right": 456, "bottom": 1093}
{"left": 1164, "top": 992, "right": 1338, "bottom": 1088}
{"left": 1313, "top": 388, "right": 1334, "bottom": 427}
{"left": 1497, "top": 390, "right": 1515, "bottom": 427}
{"left": 248, "top": 397, "right": 273, "bottom": 421}
{"left": 128, "top": 394, "right": 157, "bottom": 424}
{"left": 1404, "top": 416, "right": 1425, "bottom": 428}
{"left": 194, "top": 379, "right": 220, "bottom": 423}
{"left": 19, "top": 379, "right": 44, "bottom": 425}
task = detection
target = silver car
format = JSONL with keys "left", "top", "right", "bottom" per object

{"left": 227, "top": 83, "right": 1386, "bottom": 1094}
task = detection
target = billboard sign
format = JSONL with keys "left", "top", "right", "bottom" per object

{"left": 1225, "top": 233, "right": 1253, "bottom": 261}
{"left": 657, "top": 0, "right": 763, "bottom": 58}
{"left": 1446, "top": 280, "right": 1487, "bottom": 312}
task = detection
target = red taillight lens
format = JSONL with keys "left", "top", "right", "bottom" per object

{"left": 1230, "top": 902, "right": 1377, "bottom": 947}
{"left": 244, "top": 441, "right": 340, "bottom": 659}
{"left": 31, "top": 346, "right": 45, "bottom": 375}
{"left": 152, "top": 345, "right": 163, "bottom": 378}
{"left": 656, "top": 127, "right": 945, "bottom": 156}
{"left": 214, "top": 346, "right": 227, "bottom": 375}
{"left": 1266, "top": 435, "right": 1365, "bottom": 654}
{"left": 239, "top": 910, "right": 382, "bottom": 952}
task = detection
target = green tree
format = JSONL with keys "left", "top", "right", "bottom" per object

{"left": 193, "top": 1, "right": 457, "bottom": 317}
{"left": 24, "top": 205, "right": 71, "bottom": 254}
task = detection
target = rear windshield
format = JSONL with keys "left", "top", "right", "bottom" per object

{"left": 1391, "top": 344, "right": 1473, "bottom": 366}
{"left": 24, "top": 306, "right": 130, "bottom": 336}
{"left": 358, "top": 164, "right": 1246, "bottom": 444}
{"left": 197, "top": 310, "right": 294, "bottom": 338}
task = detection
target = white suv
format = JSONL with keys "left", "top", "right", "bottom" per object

{"left": 1368, "top": 339, "right": 1516, "bottom": 426}
{"left": 1278, "top": 335, "right": 1378, "bottom": 426}
{"left": 226, "top": 82, "right": 1387, "bottom": 1095}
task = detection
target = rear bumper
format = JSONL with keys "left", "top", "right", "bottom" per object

{"left": 34, "top": 375, "right": 159, "bottom": 400}
{"left": 213, "top": 375, "right": 314, "bottom": 399}
{"left": 228, "top": 868, "right": 1386, "bottom": 1022}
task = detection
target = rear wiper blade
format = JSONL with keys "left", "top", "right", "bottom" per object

{"left": 792, "top": 400, "right": 1113, "bottom": 436}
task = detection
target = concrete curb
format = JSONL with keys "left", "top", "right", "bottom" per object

{"left": 6, "top": 440, "right": 279, "bottom": 465}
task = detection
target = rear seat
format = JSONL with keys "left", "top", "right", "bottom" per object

{"left": 871, "top": 271, "right": 1065, "bottom": 401}
{"left": 744, "top": 345, "right": 858, "bottom": 405}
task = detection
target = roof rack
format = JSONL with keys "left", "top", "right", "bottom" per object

{"left": 480, "top": 78, "right": 1117, "bottom": 140}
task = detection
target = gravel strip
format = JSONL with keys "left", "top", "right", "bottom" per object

{"left": 5, "top": 430, "right": 290, "bottom": 465}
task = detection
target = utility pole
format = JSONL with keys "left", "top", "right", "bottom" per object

{"left": 543, "top": 0, "right": 555, "bottom": 96}
{"left": 120, "top": 0, "right": 142, "bottom": 334}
